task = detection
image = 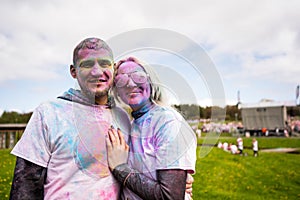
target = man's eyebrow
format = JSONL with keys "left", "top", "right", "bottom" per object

{"left": 98, "top": 59, "right": 112, "bottom": 64}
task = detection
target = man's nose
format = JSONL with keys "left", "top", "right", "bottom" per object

{"left": 90, "top": 63, "right": 104, "bottom": 76}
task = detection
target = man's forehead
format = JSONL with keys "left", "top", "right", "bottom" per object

{"left": 73, "top": 38, "right": 114, "bottom": 65}
{"left": 77, "top": 48, "right": 113, "bottom": 61}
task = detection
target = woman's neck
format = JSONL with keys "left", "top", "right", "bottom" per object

{"left": 131, "top": 100, "right": 153, "bottom": 119}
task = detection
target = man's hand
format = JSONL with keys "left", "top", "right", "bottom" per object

{"left": 106, "top": 127, "right": 129, "bottom": 171}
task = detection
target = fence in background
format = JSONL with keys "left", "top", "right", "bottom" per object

{"left": 0, "top": 124, "right": 26, "bottom": 149}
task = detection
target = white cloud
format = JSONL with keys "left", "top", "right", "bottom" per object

{"left": 0, "top": 0, "right": 300, "bottom": 110}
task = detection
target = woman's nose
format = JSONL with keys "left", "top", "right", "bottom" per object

{"left": 126, "top": 77, "right": 137, "bottom": 87}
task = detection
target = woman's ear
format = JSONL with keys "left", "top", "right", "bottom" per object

{"left": 113, "top": 62, "right": 117, "bottom": 71}
{"left": 70, "top": 65, "right": 77, "bottom": 78}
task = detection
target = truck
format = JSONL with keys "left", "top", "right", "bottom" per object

{"left": 239, "top": 100, "right": 295, "bottom": 136}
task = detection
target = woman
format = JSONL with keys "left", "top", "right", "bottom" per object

{"left": 106, "top": 57, "right": 197, "bottom": 200}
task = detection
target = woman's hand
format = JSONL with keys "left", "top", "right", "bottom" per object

{"left": 185, "top": 173, "right": 194, "bottom": 198}
{"left": 105, "top": 127, "right": 129, "bottom": 171}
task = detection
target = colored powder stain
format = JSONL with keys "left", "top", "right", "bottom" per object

{"left": 65, "top": 192, "right": 70, "bottom": 200}
{"left": 75, "top": 138, "right": 110, "bottom": 177}
{"left": 76, "top": 147, "right": 93, "bottom": 169}
{"left": 97, "top": 185, "right": 118, "bottom": 199}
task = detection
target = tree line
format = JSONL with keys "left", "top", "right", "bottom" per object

{"left": 0, "top": 111, "right": 32, "bottom": 123}
{"left": 0, "top": 105, "right": 299, "bottom": 123}
{"left": 173, "top": 104, "right": 242, "bottom": 121}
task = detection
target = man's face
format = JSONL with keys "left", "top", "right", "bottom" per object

{"left": 72, "top": 48, "right": 114, "bottom": 99}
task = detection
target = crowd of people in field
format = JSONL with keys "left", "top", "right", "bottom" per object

{"left": 190, "top": 119, "right": 300, "bottom": 136}
{"left": 199, "top": 122, "right": 243, "bottom": 133}
{"left": 217, "top": 137, "right": 259, "bottom": 157}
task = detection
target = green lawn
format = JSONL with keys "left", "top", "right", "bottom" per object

{"left": 194, "top": 137, "right": 300, "bottom": 199}
{"left": 0, "top": 149, "right": 15, "bottom": 199}
{"left": 1, "top": 137, "right": 300, "bottom": 199}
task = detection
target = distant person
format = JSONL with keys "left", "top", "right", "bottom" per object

{"left": 252, "top": 138, "right": 258, "bottom": 157}
{"left": 217, "top": 141, "right": 223, "bottom": 149}
{"left": 196, "top": 128, "right": 202, "bottom": 138}
{"left": 284, "top": 129, "right": 289, "bottom": 137}
{"left": 262, "top": 127, "right": 267, "bottom": 136}
{"left": 229, "top": 143, "right": 239, "bottom": 154}
{"left": 294, "top": 124, "right": 300, "bottom": 133}
{"left": 275, "top": 127, "right": 280, "bottom": 135}
{"left": 222, "top": 142, "right": 229, "bottom": 152}
{"left": 237, "top": 137, "right": 243, "bottom": 155}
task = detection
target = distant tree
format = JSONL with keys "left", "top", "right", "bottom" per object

{"left": 202, "top": 106, "right": 211, "bottom": 119}
{"left": 225, "top": 105, "right": 241, "bottom": 121}
{"left": 0, "top": 111, "right": 32, "bottom": 123}
{"left": 172, "top": 104, "right": 213, "bottom": 119}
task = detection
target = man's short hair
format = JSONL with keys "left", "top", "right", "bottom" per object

{"left": 73, "top": 37, "right": 114, "bottom": 66}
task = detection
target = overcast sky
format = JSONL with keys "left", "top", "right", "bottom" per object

{"left": 1, "top": 0, "right": 300, "bottom": 114}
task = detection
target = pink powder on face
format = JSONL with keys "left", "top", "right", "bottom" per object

{"left": 116, "top": 61, "right": 151, "bottom": 110}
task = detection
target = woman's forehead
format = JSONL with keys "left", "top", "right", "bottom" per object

{"left": 118, "top": 61, "right": 144, "bottom": 73}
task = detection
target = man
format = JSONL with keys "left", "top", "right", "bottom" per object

{"left": 9, "top": 38, "right": 131, "bottom": 199}
{"left": 237, "top": 137, "right": 243, "bottom": 155}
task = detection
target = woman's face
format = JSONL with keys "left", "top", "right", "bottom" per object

{"left": 115, "top": 61, "right": 151, "bottom": 111}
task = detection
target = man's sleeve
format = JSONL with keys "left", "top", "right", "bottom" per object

{"left": 9, "top": 157, "right": 47, "bottom": 200}
{"left": 11, "top": 106, "right": 51, "bottom": 167}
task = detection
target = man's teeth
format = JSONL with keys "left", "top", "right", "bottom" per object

{"left": 92, "top": 79, "right": 106, "bottom": 82}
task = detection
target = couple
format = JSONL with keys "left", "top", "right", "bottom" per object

{"left": 9, "top": 38, "right": 197, "bottom": 199}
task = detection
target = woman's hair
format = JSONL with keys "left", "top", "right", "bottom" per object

{"left": 112, "top": 56, "right": 166, "bottom": 106}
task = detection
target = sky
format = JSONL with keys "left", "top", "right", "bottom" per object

{"left": 1, "top": 0, "right": 300, "bottom": 115}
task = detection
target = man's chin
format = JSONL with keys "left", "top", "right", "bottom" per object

{"left": 93, "top": 87, "right": 110, "bottom": 96}
{"left": 95, "top": 91, "right": 109, "bottom": 98}
{"left": 84, "top": 89, "right": 109, "bottom": 100}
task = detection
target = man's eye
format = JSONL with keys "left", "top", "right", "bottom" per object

{"left": 98, "top": 60, "right": 112, "bottom": 68}
{"left": 79, "top": 60, "right": 94, "bottom": 68}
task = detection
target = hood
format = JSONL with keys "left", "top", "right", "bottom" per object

{"left": 57, "top": 88, "right": 115, "bottom": 108}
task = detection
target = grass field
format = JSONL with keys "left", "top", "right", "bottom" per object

{"left": 0, "top": 137, "right": 300, "bottom": 199}
{"left": 0, "top": 149, "right": 15, "bottom": 199}
{"left": 195, "top": 137, "right": 300, "bottom": 199}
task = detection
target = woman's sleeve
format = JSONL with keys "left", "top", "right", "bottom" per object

{"left": 113, "top": 163, "right": 187, "bottom": 200}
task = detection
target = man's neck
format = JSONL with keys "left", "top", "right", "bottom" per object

{"left": 95, "top": 94, "right": 108, "bottom": 105}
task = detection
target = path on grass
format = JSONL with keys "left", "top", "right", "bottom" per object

{"left": 260, "top": 148, "right": 300, "bottom": 153}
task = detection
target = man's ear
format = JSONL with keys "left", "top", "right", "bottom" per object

{"left": 70, "top": 65, "right": 77, "bottom": 78}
